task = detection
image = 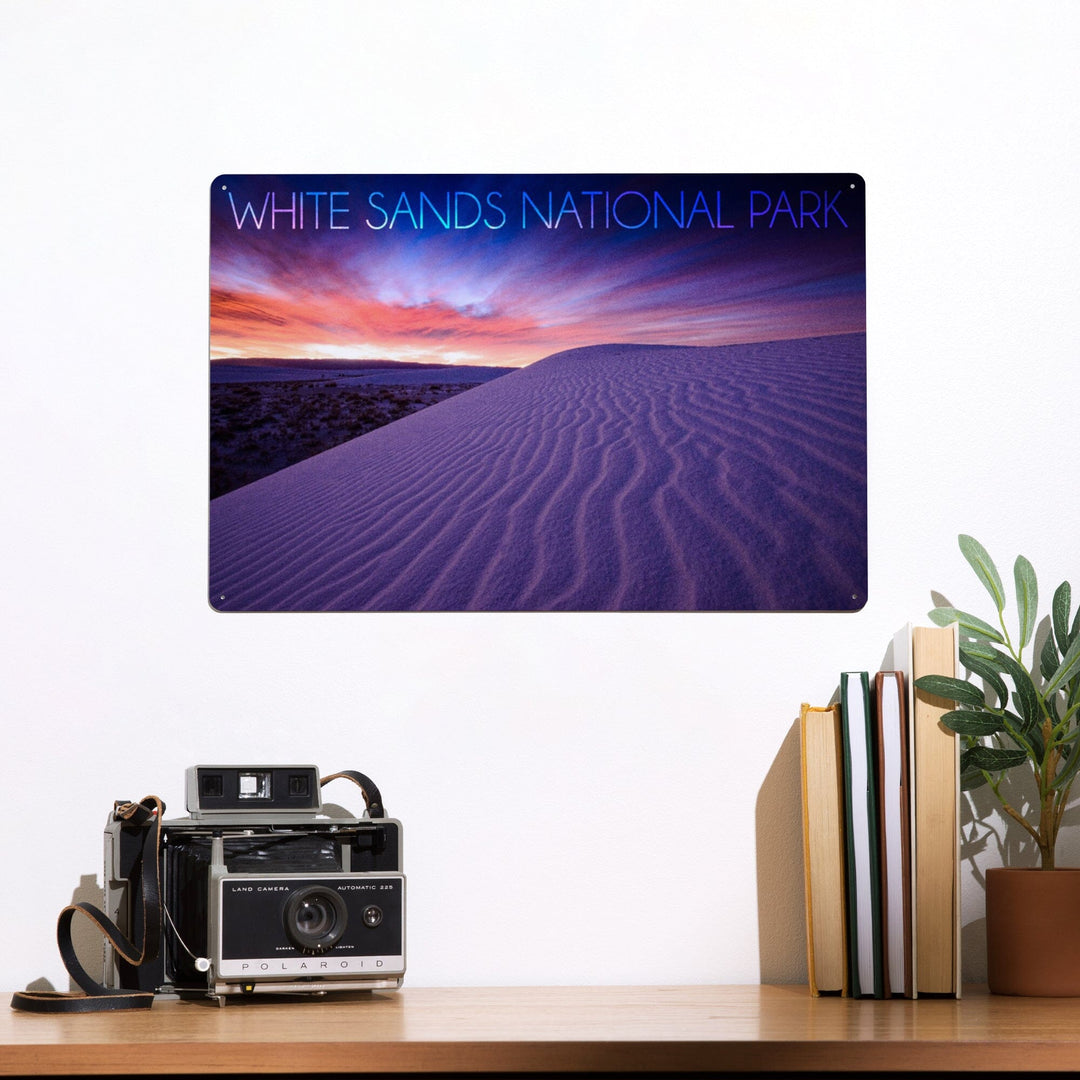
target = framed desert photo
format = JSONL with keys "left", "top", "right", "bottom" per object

{"left": 209, "top": 174, "right": 866, "bottom": 613}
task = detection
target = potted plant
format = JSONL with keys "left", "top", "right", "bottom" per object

{"left": 915, "top": 534, "right": 1080, "bottom": 994}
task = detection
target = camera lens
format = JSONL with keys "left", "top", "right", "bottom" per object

{"left": 283, "top": 886, "right": 348, "bottom": 954}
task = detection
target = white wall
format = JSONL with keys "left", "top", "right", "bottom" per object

{"left": 2, "top": 1, "right": 1078, "bottom": 993}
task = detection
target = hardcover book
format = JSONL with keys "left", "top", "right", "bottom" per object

{"left": 874, "top": 670, "right": 912, "bottom": 997}
{"left": 800, "top": 702, "right": 848, "bottom": 996}
{"left": 909, "top": 623, "right": 962, "bottom": 997}
{"left": 209, "top": 174, "right": 866, "bottom": 612}
{"left": 839, "top": 670, "right": 883, "bottom": 998}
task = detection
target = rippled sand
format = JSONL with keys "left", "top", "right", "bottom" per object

{"left": 209, "top": 334, "right": 866, "bottom": 611}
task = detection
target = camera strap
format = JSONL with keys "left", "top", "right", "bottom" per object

{"left": 320, "top": 770, "right": 386, "bottom": 818}
{"left": 10, "top": 795, "right": 165, "bottom": 1014}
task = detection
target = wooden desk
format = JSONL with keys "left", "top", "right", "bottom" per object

{"left": 4, "top": 983, "right": 1080, "bottom": 1075}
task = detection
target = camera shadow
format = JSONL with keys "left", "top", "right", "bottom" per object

{"left": 67, "top": 873, "right": 105, "bottom": 990}
{"left": 20, "top": 873, "right": 103, "bottom": 993}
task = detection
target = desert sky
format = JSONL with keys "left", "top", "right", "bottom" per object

{"left": 210, "top": 173, "right": 865, "bottom": 368}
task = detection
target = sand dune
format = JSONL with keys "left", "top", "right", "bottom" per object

{"left": 209, "top": 334, "right": 866, "bottom": 611}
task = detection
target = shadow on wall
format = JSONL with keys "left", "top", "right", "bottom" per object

{"left": 755, "top": 718, "right": 808, "bottom": 985}
{"left": 21, "top": 873, "right": 103, "bottom": 993}
{"left": 67, "top": 874, "right": 106, "bottom": 989}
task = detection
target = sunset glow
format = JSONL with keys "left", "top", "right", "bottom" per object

{"left": 210, "top": 174, "right": 865, "bottom": 367}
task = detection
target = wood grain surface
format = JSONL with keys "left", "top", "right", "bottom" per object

{"left": 3, "top": 983, "right": 1078, "bottom": 1075}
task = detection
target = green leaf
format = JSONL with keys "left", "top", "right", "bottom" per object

{"left": 1014, "top": 555, "right": 1038, "bottom": 651}
{"left": 1053, "top": 581, "right": 1072, "bottom": 653}
{"left": 961, "top": 768, "right": 990, "bottom": 792}
{"left": 959, "top": 534, "right": 1006, "bottom": 613}
{"left": 1004, "top": 707, "right": 1042, "bottom": 749}
{"left": 941, "top": 709, "right": 1003, "bottom": 736}
{"left": 964, "top": 643, "right": 1019, "bottom": 675}
{"left": 1040, "top": 632, "right": 1061, "bottom": 682}
{"left": 994, "top": 651, "right": 1042, "bottom": 727}
{"left": 1046, "top": 632, "right": 1080, "bottom": 698}
{"left": 960, "top": 648, "right": 1009, "bottom": 709}
{"left": 1048, "top": 692, "right": 1067, "bottom": 722}
{"left": 914, "top": 674, "right": 987, "bottom": 708}
{"left": 962, "top": 638, "right": 1004, "bottom": 661}
{"left": 961, "top": 745, "right": 1028, "bottom": 772}
{"left": 929, "top": 606, "right": 1005, "bottom": 643}
{"left": 1051, "top": 741, "right": 1080, "bottom": 792}
{"left": 996, "top": 715, "right": 1039, "bottom": 756}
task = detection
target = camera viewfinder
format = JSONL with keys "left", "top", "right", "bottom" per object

{"left": 200, "top": 773, "right": 224, "bottom": 799}
{"left": 238, "top": 771, "right": 272, "bottom": 799}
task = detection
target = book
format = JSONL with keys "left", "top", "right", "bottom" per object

{"left": 874, "top": 670, "right": 912, "bottom": 997}
{"left": 903, "top": 622, "right": 962, "bottom": 997}
{"left": 799, "top": 702, "right": 848, "bottom": 996}
{"left": 839, "top": 671, "right": 883, "bottom": 998}
{"left": 890, "top": 624, "right": 918, "bottom": 996}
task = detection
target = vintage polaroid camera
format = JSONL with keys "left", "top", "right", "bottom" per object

{"left": 102, "top": 765, "right": 404, "bottom": 1001}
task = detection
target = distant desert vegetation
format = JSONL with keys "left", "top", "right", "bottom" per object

{"left": 210, "top": 375, "right": 494, "bottom": 497}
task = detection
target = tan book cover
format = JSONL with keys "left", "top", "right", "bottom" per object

{"left": 800, "top": 702, "right": 848, "bottom": 995}
{"left": 910, "top": 623, "right": 961, "bottom": 996}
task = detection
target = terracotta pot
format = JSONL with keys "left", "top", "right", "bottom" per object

{"left": 986, "top": 867, "right": 1080, "bottom": 996}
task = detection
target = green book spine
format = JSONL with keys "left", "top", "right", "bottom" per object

{"left": 840, "top": 670, "right": 883, "bottom": 998}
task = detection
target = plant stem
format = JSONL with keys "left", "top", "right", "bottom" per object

{"left": 1040, "top": 785, "right": 1057, "bottom": 870}
{"left": 998, "top": 796, "right": 1043, "bottom": 849}
{"left": 1036, "top": 712, "right": 1055, "bottom": 868}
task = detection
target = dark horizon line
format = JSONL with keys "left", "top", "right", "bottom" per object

{"left": 210, "top": 357, "right": 472, "bottom": 371}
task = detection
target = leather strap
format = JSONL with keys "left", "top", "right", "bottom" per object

{"left": 320, "top": 770, "right": 385, "bottom": 818}
{"left": 10, "top": 796, "right": 164, "bottom": 1014}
